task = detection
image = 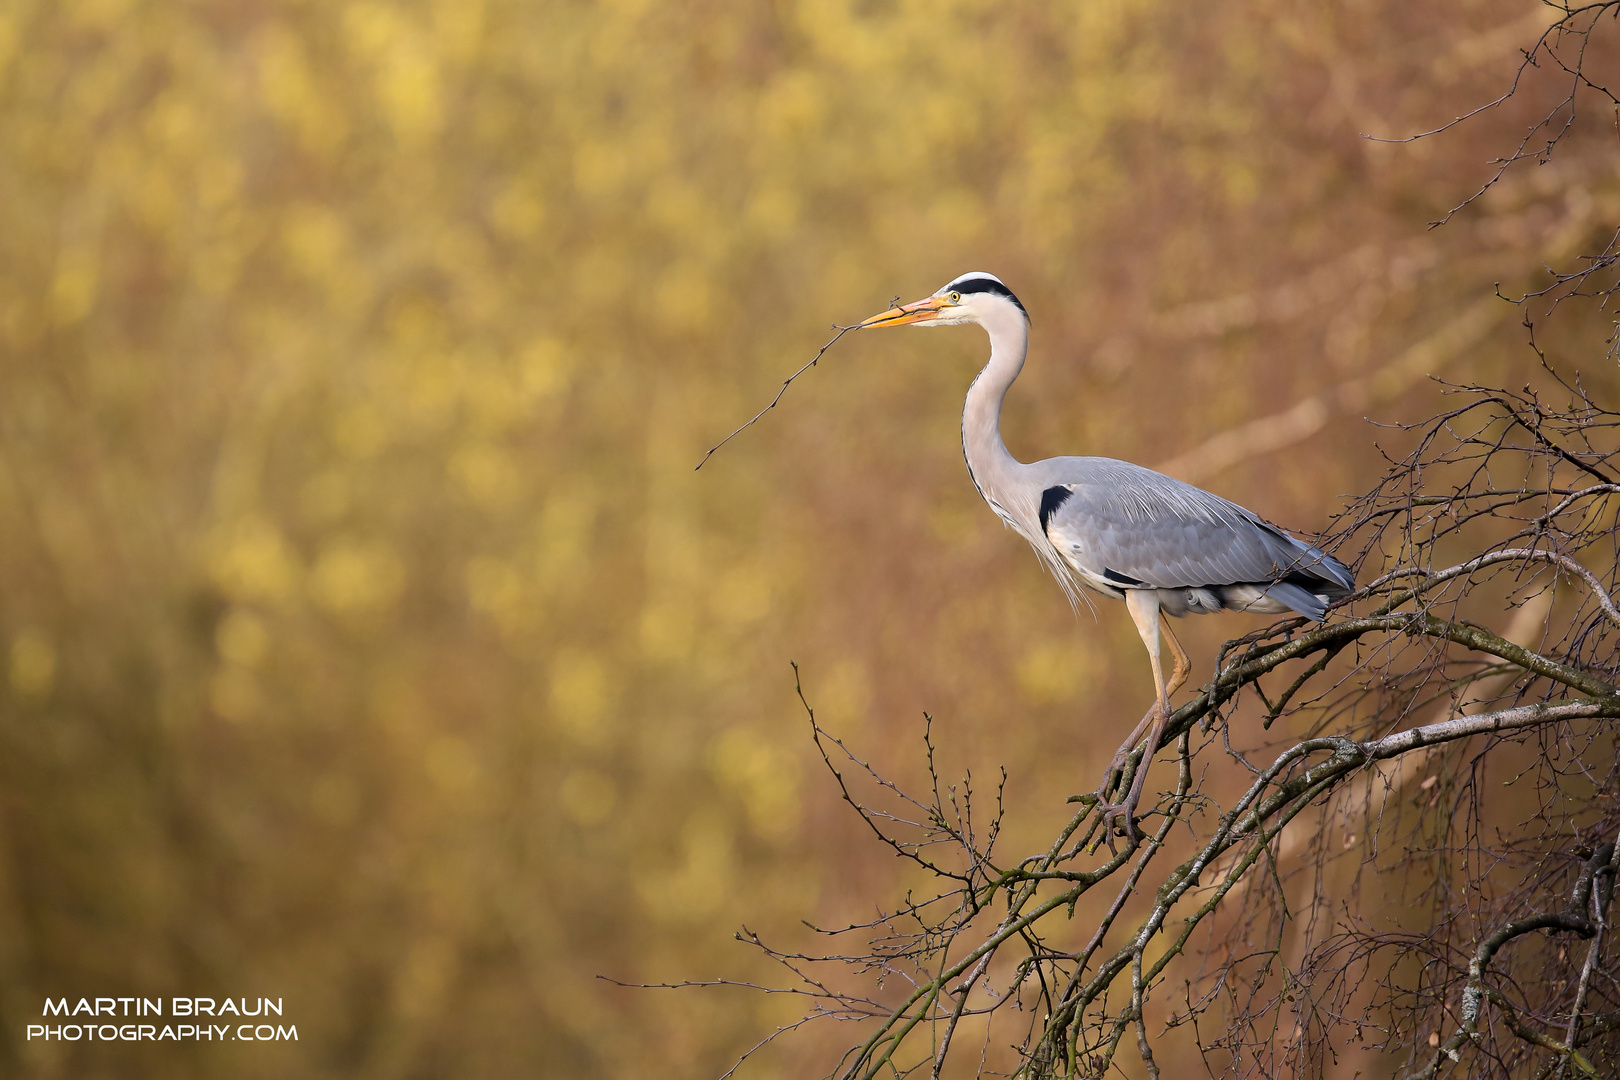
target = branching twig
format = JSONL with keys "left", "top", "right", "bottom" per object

{"left": 694, "top": 322, "right": 860, "bottom": 470}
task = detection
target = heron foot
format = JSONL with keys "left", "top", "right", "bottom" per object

{"left": 1096, "top": 697, "right": 1161, "bottom": 801}
{"left": 1096, "top": 797, "right": 1143, "bottom": 848}
{"left": 1101, "top": 799, "right": 1140, "bottom": 841}
{"left": 1091, "top": 704, "right": 1165, "bottom": 850}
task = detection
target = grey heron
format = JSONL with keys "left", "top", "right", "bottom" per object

{"left": 858, "top": 272, "right": 1354, "bottom": 838}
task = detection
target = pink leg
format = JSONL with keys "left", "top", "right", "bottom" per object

{"left": 1098, "top": 592, "right": 1188, "bottom": 841}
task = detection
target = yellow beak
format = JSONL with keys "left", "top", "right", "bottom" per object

{"left": 858, "top": 294, "right": 952, "bottom": 328}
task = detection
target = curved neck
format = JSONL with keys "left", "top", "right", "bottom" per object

{"left": 962, "top": 305, "right": 1029, "bottom": 499}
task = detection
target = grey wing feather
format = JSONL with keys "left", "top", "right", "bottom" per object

{"left": 1036, "top": 458, "right": 1352, "bottom": 594}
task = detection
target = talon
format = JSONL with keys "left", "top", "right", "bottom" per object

{"left": 1097, "top": 800, "right": 1142, "bottom": 845}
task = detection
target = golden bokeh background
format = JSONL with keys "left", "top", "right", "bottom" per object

{"left": 1, "top": 0, "right": 1617, "bottom": 1076}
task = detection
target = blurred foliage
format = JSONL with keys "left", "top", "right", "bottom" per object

{"left": 0, "top": 0, "right": 1616, "bottom": 1076}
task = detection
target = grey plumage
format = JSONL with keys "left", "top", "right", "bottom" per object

{"left": 858, "top": 271, "right": 1353, "bottom": 837}
{"left": 1032, "top": 456, "right": 1353, "bottom": 620}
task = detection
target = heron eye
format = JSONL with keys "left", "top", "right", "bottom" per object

{"left": 949, "top": 292, "right": 961, "bottom": 303}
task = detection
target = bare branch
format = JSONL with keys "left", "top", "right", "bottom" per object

{"left": 694, "top": 323, "right": 860, "bottom": 470}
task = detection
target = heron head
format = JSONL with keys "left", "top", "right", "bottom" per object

{"left": 858, "top": 272, "right": 1029, "bottom": 330}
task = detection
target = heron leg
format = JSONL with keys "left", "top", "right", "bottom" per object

{"left": 1101, "top": 605, "right": 1192, "bottom": 780}
{"left": 1109, "top": 620, "right": 1190, "bottom": 823}
{"left": 1100, "top": 591, "right": 1171, "bottom": 841}
{"left": 1161, "top": 618, "right": 1190, "bottom": 697}
{"left": 1102, "top": 703, "right": 1159, "bottom": 793}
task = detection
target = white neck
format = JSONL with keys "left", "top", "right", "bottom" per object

{"left": 961, "top": 302, "right": 1029, "bottom": 509}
